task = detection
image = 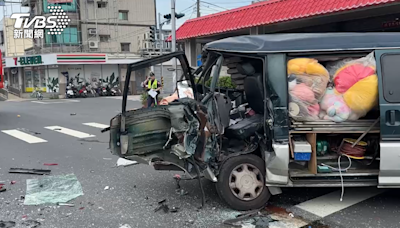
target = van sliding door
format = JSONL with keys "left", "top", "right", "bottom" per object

{"left": 376, "top": 50, "right": 400, "bottom": 187}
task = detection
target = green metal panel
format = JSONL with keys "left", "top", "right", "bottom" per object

{"left": 376, "top": 49, "right": 400, "bottom": 141}
{"left": 267, "top": 54, "right": 289, "bottom": 142}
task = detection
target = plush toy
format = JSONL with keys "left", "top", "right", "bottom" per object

{"left": 287, "top": 58, "right": 329, "bottom": 101}
{"left": 334, "top": 64, "right": 375, "bottom": 94}
{"left": 289, "top": 81, "right": 319, "bottom": 121}
{"left": 319, "top": 87, "right": 352, "bottom": 122}
{"left": 343, "top": 74, "right": 378, "bottom": 117}
{"left": 288, "top": 58, "right": 329, "bottom": 77}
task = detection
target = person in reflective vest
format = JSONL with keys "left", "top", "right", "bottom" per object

{"left": 141, "top": 72, "right": 162, "bottom": 107}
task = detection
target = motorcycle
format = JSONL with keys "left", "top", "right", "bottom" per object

{"left": 78, "top": 83, "right": 88, "bottom": 98}
{"left": 66, "top": 84, "right": 77, "bottom": 98}
{"left": 101, "top": 85, "right": 109, "bottom": 96}
{"left": 110, "top": 85, "right": 122, "bottom": 96}
{"left": 87, "top": 84, "right": 97, "bottom": 97}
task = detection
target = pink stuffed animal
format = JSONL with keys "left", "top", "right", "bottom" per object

{"left": 319, "top": 87, "right": 351, "bottom": 122}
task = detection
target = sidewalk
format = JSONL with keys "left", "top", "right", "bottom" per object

{"left": 5, "top": 93, "right": 37, "bottom": 102}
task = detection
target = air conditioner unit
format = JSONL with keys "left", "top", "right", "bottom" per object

{"left": 89, "top": 41, "right": 99, "bottom": 49}
{"left": 88, "top": 28, "right": 97, "bottom": 35}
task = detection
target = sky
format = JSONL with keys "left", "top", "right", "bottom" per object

{"left": 156, "top": 0, "right": 256, "bottom": 29}
{"left": 0, "top": 0, "right": 255, "bottom": 29}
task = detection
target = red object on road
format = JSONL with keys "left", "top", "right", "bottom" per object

{"left": 44, "top": 163, "right": 58, "bottom": 166}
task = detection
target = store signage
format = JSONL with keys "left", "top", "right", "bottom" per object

{"left": 383, "top": 19, "right": 400, "bottom": 28}
{"left": 13, "top": 56, "right": 43, "bottom": 66}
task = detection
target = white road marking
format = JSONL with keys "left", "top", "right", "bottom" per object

{"left": 45, "top": 126, "right": 95, "bottom": 139}
{"left": 105, "top": 96, "right": 140, "bottom": 101}
{"left": 2, "top": 129, "right": 47, "bottom": 144}
{"left": 31, "top": 100, "right": 80, "bottom": 104}
{"left": 83, "top": 122, "right": 109, "bottom": 129}
{"left": 295, "top": 188, "right": 385, "bottom": 218}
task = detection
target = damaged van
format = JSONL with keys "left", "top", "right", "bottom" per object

{"left": 107, "top": 33, "right": 400, "bottom": 210}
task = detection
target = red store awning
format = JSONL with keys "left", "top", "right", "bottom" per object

{"left": 168, "top": 0, "right": 399, "bottom": 41}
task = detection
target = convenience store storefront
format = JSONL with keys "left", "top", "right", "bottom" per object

{"left": 4, "top": 53, "right": 140, "bottom": 98}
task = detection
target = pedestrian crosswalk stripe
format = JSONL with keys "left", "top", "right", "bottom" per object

{"left": 2, "top": 129, "right": 47, "bottom": 144}
{"left": 83, "top": 122, "right": 109, "bottom": 129}
{"left": 45, "top": 126, "right": 95, "bottom": 139}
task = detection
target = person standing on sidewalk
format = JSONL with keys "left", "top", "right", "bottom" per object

{"left": 141, "top": 72, "right": 162, "bottom": 107}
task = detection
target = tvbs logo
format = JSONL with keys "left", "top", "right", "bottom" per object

{"left": 11, "top": 6, "right": 70, "bottom": 39}
{"left": 11, "top": 14, "right": 57, "bottom": 29}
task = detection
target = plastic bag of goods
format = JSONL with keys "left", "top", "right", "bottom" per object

{"left": 319, "top": 87, "right": 352, "bottom": 122}
{"left": 343, "top": 74, "right": 379, "bottom": 118}
{"left": 288, "top": 77, "right": 320, "bottom": 121}
{"left": 287, "top": 58, "right": 329, "bottom": 100}
{"left": 332, "top": 52, "right": 376, "bottom": 94}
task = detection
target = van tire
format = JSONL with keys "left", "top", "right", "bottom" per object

{"left": 216, "top": 154, "right": 270, "bottom": 211}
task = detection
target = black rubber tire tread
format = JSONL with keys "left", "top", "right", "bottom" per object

{"left": 216, "top": 154, "right": 271, "bottom": 211}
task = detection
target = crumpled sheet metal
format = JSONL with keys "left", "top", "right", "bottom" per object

{"left": 24, "top": 174, "right": 84, "bottom": 206}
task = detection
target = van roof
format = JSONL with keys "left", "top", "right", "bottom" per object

{"left": 204, "top": 33, "right": 400, "bottom": 54}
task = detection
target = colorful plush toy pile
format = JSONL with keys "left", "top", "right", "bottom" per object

{"left": 288, "top": 52, "right": 378, "bottom": 122}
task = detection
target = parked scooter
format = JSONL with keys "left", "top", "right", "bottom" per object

{"left": 110, "top": 85, "right": 122, "bottom": 96}
{"left": 87, "top": 84, "right": 97, "bottom": 97}
{"left": 78, "top": 83, "right": 88, "bottom": 98}
{"left": 100, "top": 84, "right": 109, "bottom": 96}
{"left": 66, "top": 83, "right": 76, "bottom": 98}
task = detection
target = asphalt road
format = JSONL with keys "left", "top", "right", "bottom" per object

{"left": 0, "top": 97, "right": 400, "bottom": 228}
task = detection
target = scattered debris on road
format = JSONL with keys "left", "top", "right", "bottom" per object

{"left": 0, "top": 184, "right": 6, "bottom": 193}
{"left": 21, "top": 220, "right": 41, "bottom": 228}
{"left": 175, "top": 189, "right": 188, "bottom": 196}
{"left": 43, "top": 163, "right": 58, "bottom": 166}
{"left": 154, "top": 199, "right": 180, "bottom": 214}
{"left": 10, "top": 181, "right": 17, "bottom": 185}
{"left": 79, "top": 207, "right": 85, "bottom": 210}
{"left": 119, "top": 225, "right": 132, "bottom": 228}
{"left": 116, "top": 158, "right": 138, "bottom": 167}
{"left": 223, "top": 210, "right": 273, "bottom": 227}
{"left": 9, "top": 168, "right": 51, "bottom": 175}
{"left": 104, "top": 186, "right": 110, "bottom": 190}
{"left": 24, "top": 174, "right": 83, "bottom": 206}
{"left": 57, "top": 203, "right": 75, "bottom": 207}
{"left": 0, "top": 221, "right": 16, "bottom": 228}
{"left": 16, "top": 128, "right": 41, "bottom": 135}
{"left": 170, "top": 206, "right": 179, "bottom": 213}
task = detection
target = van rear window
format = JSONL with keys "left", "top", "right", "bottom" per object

{"left": 381, "top": 54, "right": 400, "bottom": 103}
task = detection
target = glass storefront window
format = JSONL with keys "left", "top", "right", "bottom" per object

{"left": 24, "top": 67, "right": 33, "bottom": 91}
{"left": 24, "top": 66, "right": 47, "bottom": 92}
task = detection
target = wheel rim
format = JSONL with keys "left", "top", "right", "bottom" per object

{"left": 228, "top": 163, "right": 264, "bottom": 201}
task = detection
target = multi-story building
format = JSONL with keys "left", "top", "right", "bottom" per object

{"left": 0, "top": 18, "right": 34, "bottom": 93}
{"left": 139, "top": 28, "right": 171, "bottom": 57}
{"left": 3, "top": 0, "right": 156, "bottom": 97}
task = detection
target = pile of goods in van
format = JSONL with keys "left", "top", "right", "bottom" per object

{"left": 288, "top": 52, "right": 378, "bottom": 122}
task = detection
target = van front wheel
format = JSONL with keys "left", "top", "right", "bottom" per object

{"left": 216, "top": 154, "right": 270, "bottom": 211}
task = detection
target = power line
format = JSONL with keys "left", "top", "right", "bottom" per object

{"left": 200, "top": 1, "right": 229, "bottom": 10}
{"left": 178, "top": 3, "right": 196, "bottom": 14}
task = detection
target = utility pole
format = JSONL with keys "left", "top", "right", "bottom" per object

{"left": 171, "top": 0, "right": 177, "bottom": 91}
{"left": 197, "top": 0, "right": 200, "bottom": 17}
{"left": 158, "top": 13, "right": 163, "bottom": 84}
